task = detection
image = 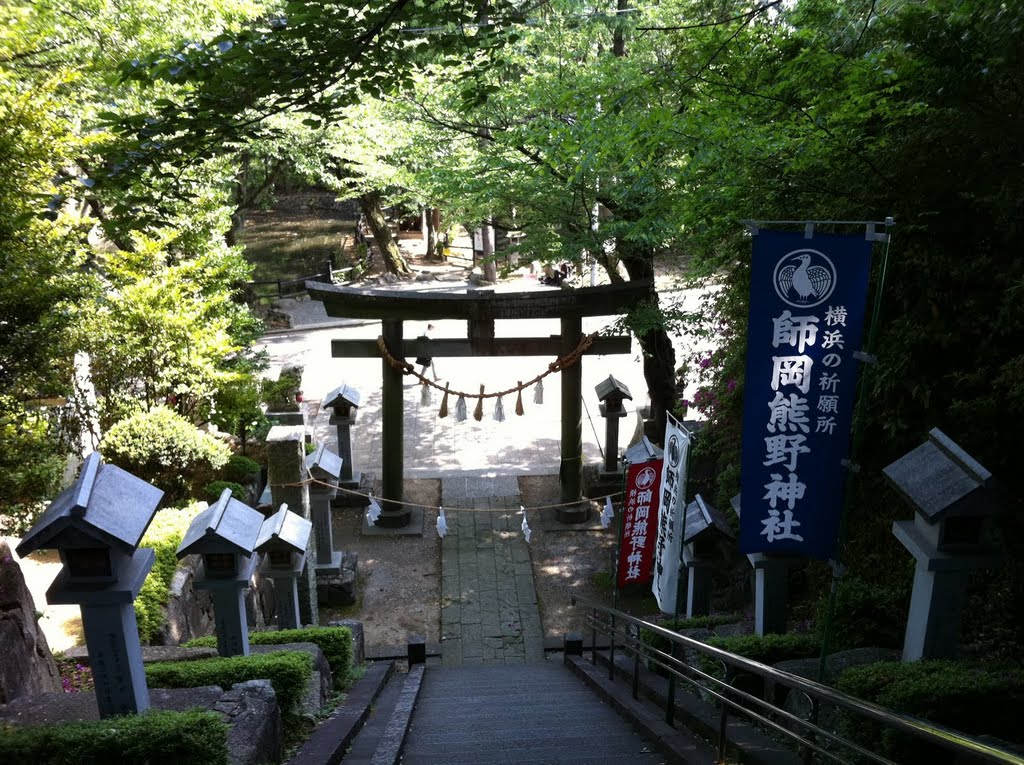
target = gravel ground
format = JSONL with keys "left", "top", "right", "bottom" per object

{"left": 322, "top": 478, "right": 443, "bottom": 648}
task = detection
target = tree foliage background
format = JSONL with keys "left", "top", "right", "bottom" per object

{"left": 2, "top": 0, "right": 1022, "bottom": 651}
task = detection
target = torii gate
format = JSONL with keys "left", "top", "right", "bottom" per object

{"left": 306, "top": 280, "right": 651, "bottom": 528}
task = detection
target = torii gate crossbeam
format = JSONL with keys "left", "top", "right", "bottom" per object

{"left": 307, "top": 280, "right": 651, "bottom": 527}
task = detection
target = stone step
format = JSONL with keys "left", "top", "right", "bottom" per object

{"left": 401, "top": 662, "right": 664, "bottom": 764}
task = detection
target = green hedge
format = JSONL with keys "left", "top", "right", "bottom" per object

{"left": 815, "top": 576, "right": 909, "bottom": 651}
{"left": 0, "top": 710, "right": 228, "bottom": 765}
{"left": 99, "top": 406, "right": 230, "bottom": 504}
{"left": 223, "top": 454, "right": 261, "bottom": 483}
{"left": 639, "top": 613, "right": 744, "bottom": 656}
{"left": 145, "top": 651, "right": 311, "bottom": 714}
{"left": 705, "top": 633, "right": 822, "bottom": 665}
{"left": 135, "top": 504, "right": 204, "bottom": 644}
{"left": 204, "top": 480, "right": 245, "bottom": 502}
{"left": 186, "top": 626, "right": 353, "bottom": 684}
{"left": 836, "top": 660, "right": 1024, "bottom": 761}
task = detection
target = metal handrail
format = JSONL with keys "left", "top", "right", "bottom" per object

{"left": 570, "top": 593, "right": 1024, "bottom": 764}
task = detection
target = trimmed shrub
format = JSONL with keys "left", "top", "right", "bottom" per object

{"left": 204, "top": 480, "right": 245, "bottom": 502}
{"left": 815, "top": 576, "right": 909, "bottom": 651}
{"left": 223, "top": 454, "right": 261, "bottom": 483}
{"left": 640, "top": 613, "right": 745, "bottom": 655}
{"left": 705, "top": 633, "right": 822, "bottom": 665}
{"left": 697, "top": 633, "right": 822, "bottom": 687}
{"left": 135, "top": 504, "right": 204, "bottom": 643}
{"left": 186, "top": 626, "right": 353, "bottom": 683}
{"left": 145, "top": 651, "right": 312, "bottom": 715}
{"left": 836, "top": 660, "right": 1024, "bottom": 761}
{"left": 99, "top": 407, "right": 230, "bottom": 504}
{"left": 0, "top": 710, "right": 228, "bottom": 764}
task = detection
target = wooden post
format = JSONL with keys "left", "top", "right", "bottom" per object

{"left": 559, "top": 315, "right": 585, "bottom": 520}
{"left": 378, "top": 319, "right": 410, "bottom": 526}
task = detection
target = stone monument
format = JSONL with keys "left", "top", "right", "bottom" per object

{"left": 15, "top": 453, "right": 163, "bottom": 717}
{"left": 266, "top": 425, "right": 318, "bottom": 626}
{"left": 883, "top": 428, "right": 1001, "bottom": 661}
{"left": 177, "top": 488, "right": 263, "bottom": 657}
{"left": 255, "top": 505, "right": 312, "bottom": 630}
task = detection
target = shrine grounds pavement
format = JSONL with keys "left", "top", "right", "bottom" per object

{"left": 438, "top": 476, "right": 545, "bottom": 666}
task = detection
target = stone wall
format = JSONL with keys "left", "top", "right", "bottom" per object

{"left": 155, "top": 555, "right": 276, "bottom": 646}
{"left": 0, "top": 541, "right": 61, "bottom": 703}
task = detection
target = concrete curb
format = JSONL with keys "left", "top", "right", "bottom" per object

{"left": 286, "top": 660, "right": 395, "bottom": 765}
{"left": 370, "top": 664, "right": 424, "bottom": 765}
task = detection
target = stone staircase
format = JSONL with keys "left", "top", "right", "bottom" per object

{"left": 332, "top": 661, "right": 670, "bottom": 765}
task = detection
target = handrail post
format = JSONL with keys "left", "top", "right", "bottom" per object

{"left": 666, "top": 641, "right": 677, "bottom": 726}
{"left": 608, "top": 614, "right": 616, "bottom": 680}
{"left": 591, "top": 608, "right": 597, "bottom": 666}
{"left": 631, "top": 626, "right": 640, "bottom": 700}
{"left": 718, "top": 664, "right": 733, "bottom": 763}
{"left": 802, "top": 697, "right": 820, "bottom": 765}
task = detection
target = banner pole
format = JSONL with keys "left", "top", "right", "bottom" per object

{"left": 815, "top": 221, "right": 894, "bottom": 683}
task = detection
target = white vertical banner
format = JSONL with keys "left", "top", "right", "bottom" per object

{"left": 652, "top": 413, "right": 691, "bottom": 614}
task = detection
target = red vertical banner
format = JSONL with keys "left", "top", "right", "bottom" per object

{"left": 617, "top": 459, "right": 664, "bottom": 588}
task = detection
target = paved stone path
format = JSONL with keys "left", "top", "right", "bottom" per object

{"left": 439, "top": 476, "right": 544, "bottom": 666}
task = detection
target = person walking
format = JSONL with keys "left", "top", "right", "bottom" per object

{"left": 415, "top": 323, "right": 440, "bottom": 381}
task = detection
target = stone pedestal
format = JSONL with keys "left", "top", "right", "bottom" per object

{"left": 893, "top": 520, "right": 999, "bottom": 661}
{"left": 48, "top": 549, "right": 155, "bottom": 717}
{"left": 682, "top": 543, "right": 712, "bottom": 619}
{"left": 271, "top": 578, "right": 301, "bottom": 630}
{"left": 310, "top": 485, "right": 342, "bottom": 576}
{"left": 267, "top": 426, "right": 318, "bottom": 626}
{"left": 196, "top": 555, "right": 257, "bottom": 657}
{"left": 747, "top": 553, "right": 800, "bottom": 635}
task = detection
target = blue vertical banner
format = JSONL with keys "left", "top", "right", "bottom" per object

{"left": 740, "top": 228, "right": 872, "bottom": 560}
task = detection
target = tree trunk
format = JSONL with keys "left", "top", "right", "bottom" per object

{"left": 481, "top": 221, "right": 497, "bottom": 282}
{"left": 613, "top": 0, "right": 629, "bottom": 57}
{"left": 360, "top": 192, "right": 412, "bottom": 276}
{"left": 426, "top": 207, "right": 438, "bottom": 259}
{"left": 618, "top": 237, "right": 676, "bottom": 444}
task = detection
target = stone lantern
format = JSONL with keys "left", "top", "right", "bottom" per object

{"left": 16, "top": 453, "right": 163, "bottom": 717}
{"left": 176, "top": 489, "right": 263, "bottom": 657}
{"left": 682, "top": 494, "right": 734, "bottom": 618}
{"left": 304, "top": 444, "right": 343, "bottom": 575}
{"left": 595, "top": 375, "right": 633, "bottom": 477}
{"left": 322, "top": 383, "right": 363, "bottom": 506}
{"left": 255, "top": 504, "right": 312, "bottom": 630}
{"left": 883, "top": 428, "right": 1001, "bottom": 661}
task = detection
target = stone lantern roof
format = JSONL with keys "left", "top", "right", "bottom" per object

{"left": 322, "top": 383, "right": 361, "bottom": 411}
{"left": 176, "top": 488, "right": 262, "bottom": 558}
{"left": 255, "top": 505, "right": 312, "bottom": 556}
{"left": 304, "top": 444, "right": 343, "bottom": 483}
{"left": 683, "top": 494, "right": 735, "bottom": 544}
{"left": 883, "top": 428, "right": 996, "bottom": 523}
{"left": 16, "top": 453, "right": 163, "bottom": 558}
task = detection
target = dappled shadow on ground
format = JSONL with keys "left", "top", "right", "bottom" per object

{"left": 518, "top": 476, "right": 662, "bottom": 640}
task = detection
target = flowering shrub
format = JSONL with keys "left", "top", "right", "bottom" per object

{"left": 55, "top": 655, "right": 94, "bottom": 693}
{"left": 679, "top": 273, "right": 750, "bottom": 510}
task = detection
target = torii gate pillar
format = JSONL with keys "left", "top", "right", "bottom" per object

{"left": 559, "top": 315, "right": 586, "bottom": 521}
{"left": 379, "top": 319, "right": 409, "bottom": 526}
